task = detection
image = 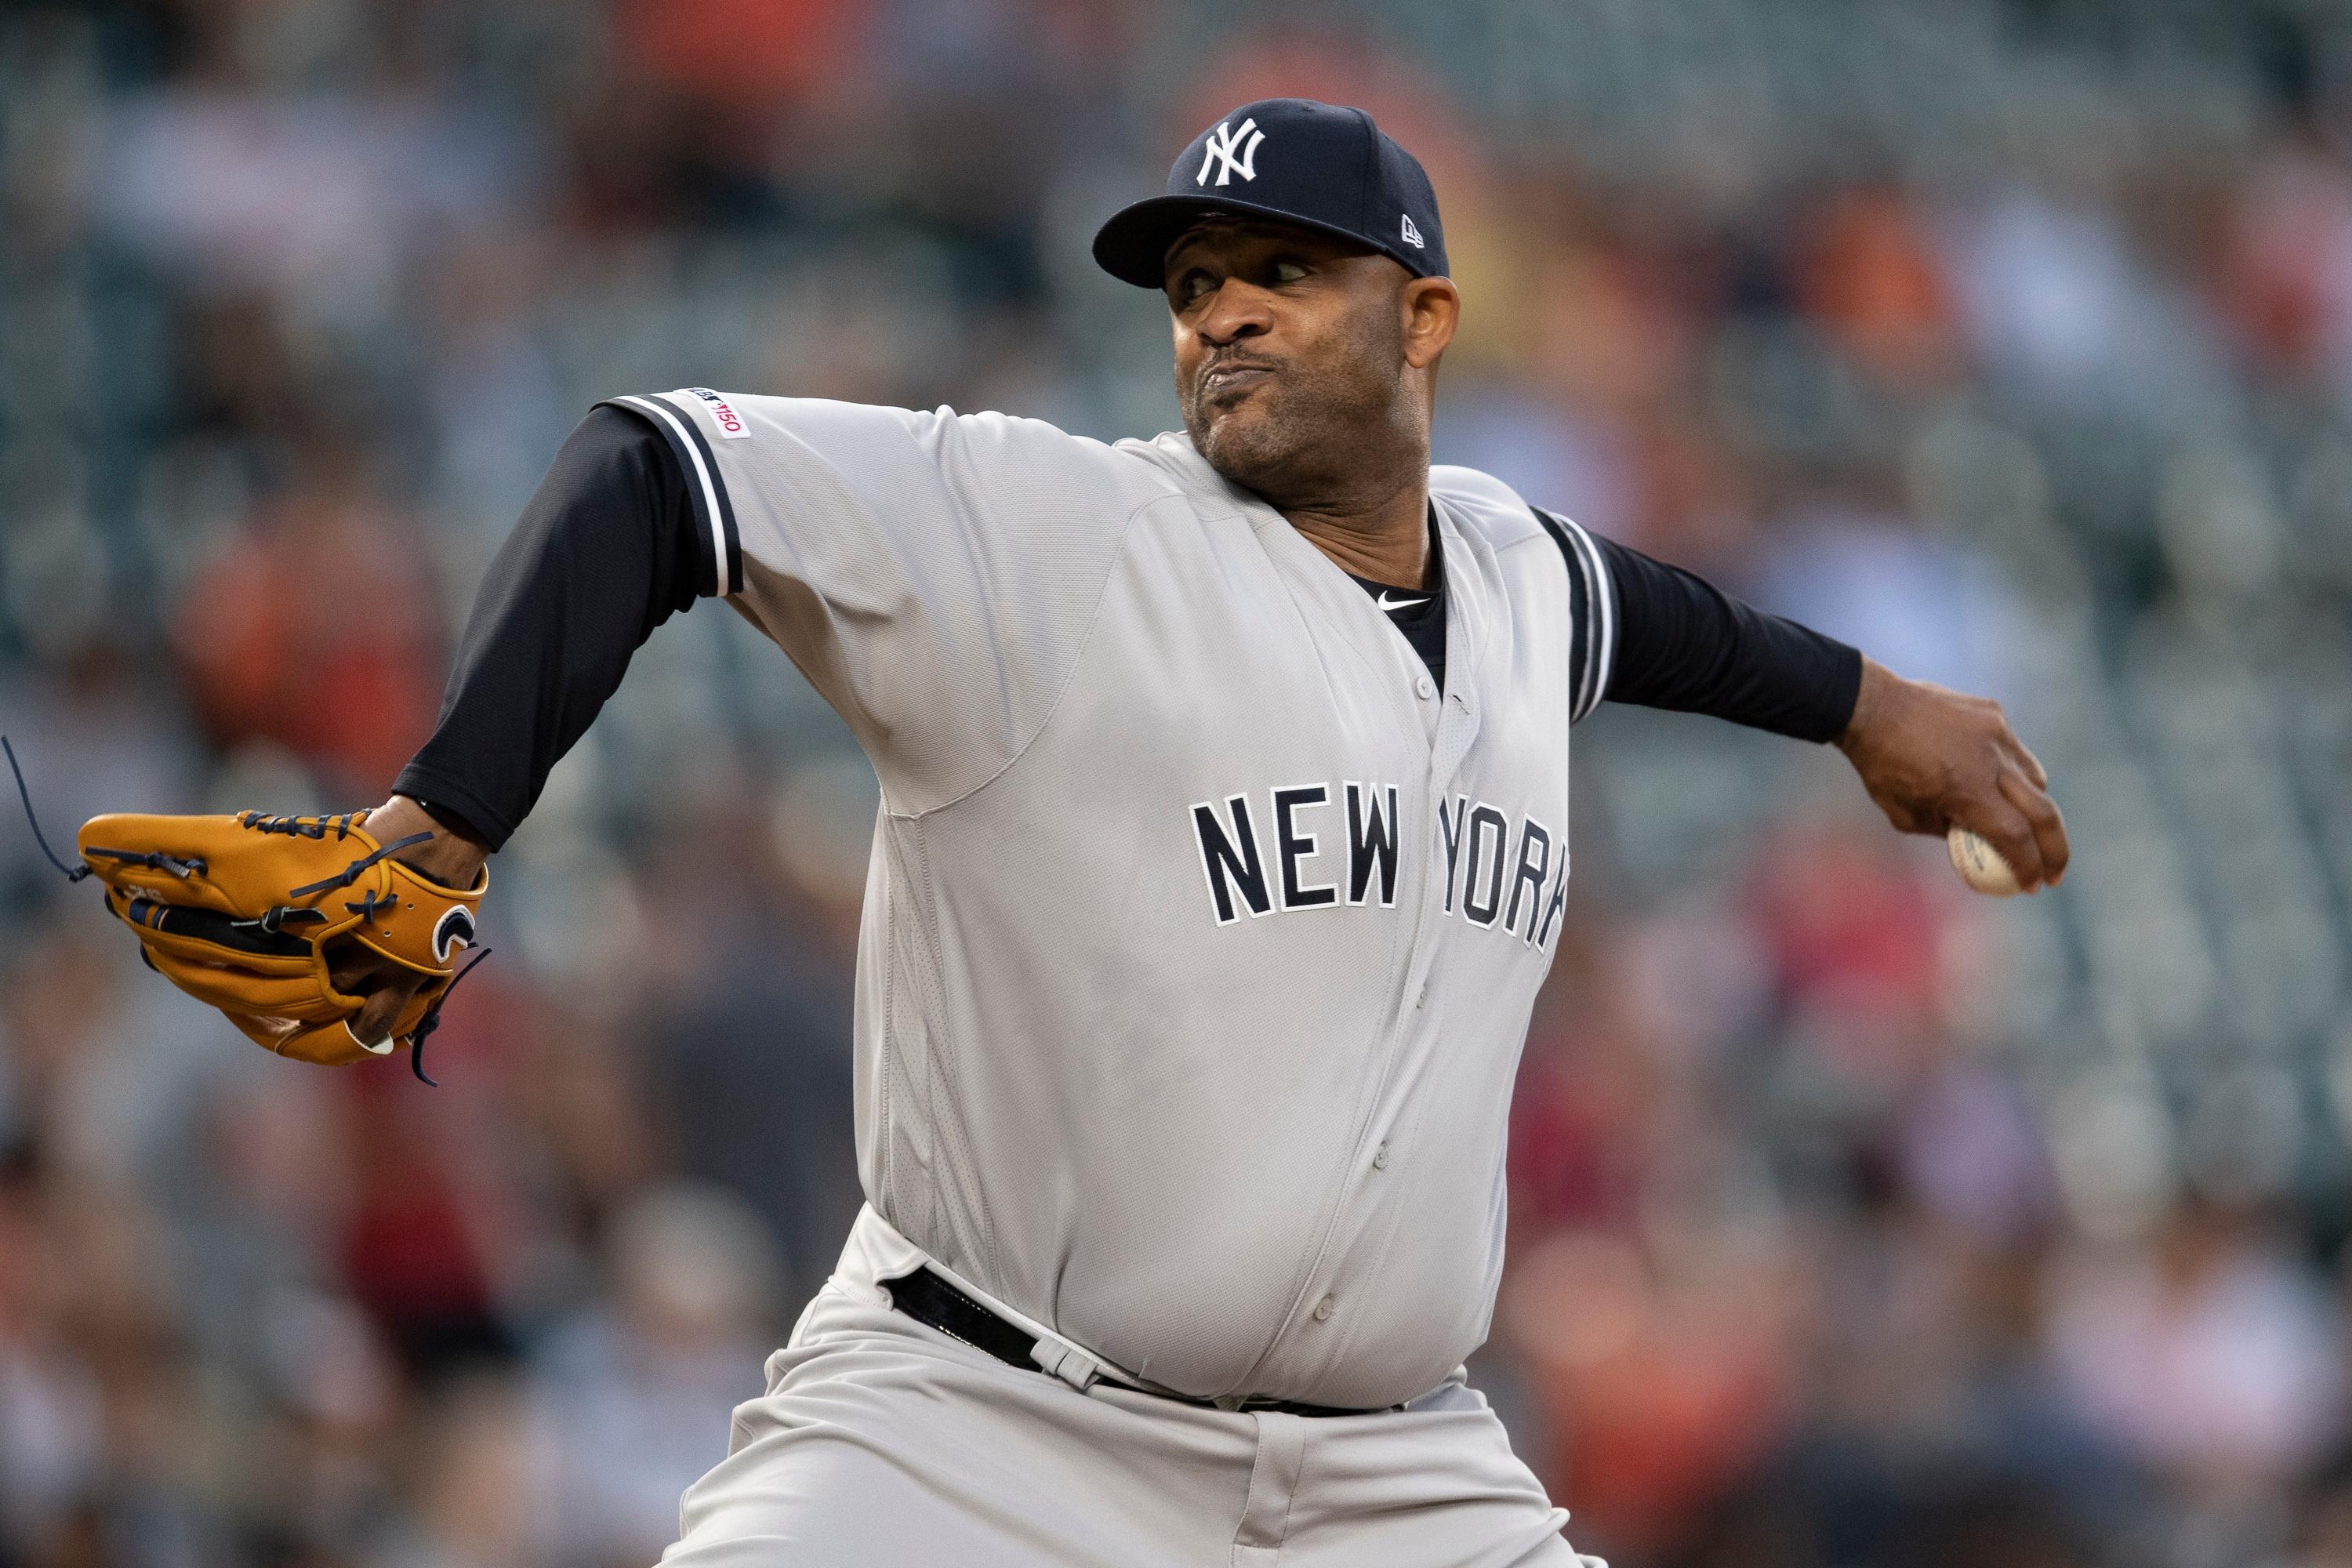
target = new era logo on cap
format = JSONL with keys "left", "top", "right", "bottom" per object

{"left": 1092, "top": 97, "right": 1449, "bottom": 289}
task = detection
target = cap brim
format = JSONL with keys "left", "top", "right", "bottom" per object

{"left": 1090, "top": 194, "right": 1386, "bottom": 289}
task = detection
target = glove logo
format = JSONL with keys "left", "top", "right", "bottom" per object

{"left": 433, "top": 906, "right": 477, "bottom": 964}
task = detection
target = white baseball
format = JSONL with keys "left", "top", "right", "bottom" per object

{"left": 1947, "top": 826, "right": 2022, "bottom": 896}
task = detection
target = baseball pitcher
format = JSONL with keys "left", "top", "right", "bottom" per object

{"left": 69, "top": 100, "right": 2067, "bottom": 1565}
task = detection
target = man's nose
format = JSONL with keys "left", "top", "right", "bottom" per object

{"left": 1196, "top": 283, "right": 1272, "bottom": 347}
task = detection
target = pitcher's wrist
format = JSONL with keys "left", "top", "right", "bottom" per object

{"left": 371, "top": 794, "right": 489, "bottom": 887}
{"left": 1837, "top": 656, "right": 1892, "bottom": 757}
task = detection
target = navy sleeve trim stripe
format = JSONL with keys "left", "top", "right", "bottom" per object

{"left": 1533, "top": 510, "right": 1590, "bottom": 714}
{"left": 1533, "top": 507, "right": 1616, "bottom": 723}
{"left": 604, "top": 394, "right": 743, "bottom": 596}
{"left": 1533, "top": 512, "right": 1865, "bottom": 743}
{"left": 657, "top": 393, "right": 744, "bottom": 596}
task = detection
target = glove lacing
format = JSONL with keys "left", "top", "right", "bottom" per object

{"left": 6, "top": 735, "right": 99, "bottom": 882}
{"left": 401, "top": 946, "right": 492, "bottom": 1087}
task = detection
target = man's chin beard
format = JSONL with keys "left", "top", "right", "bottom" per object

{"left": 1192, "top": 408, "right": 1293, "bottom": 494}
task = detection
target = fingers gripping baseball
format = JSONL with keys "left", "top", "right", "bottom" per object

{"left": 1835, "top": 657, "right": 2070, "bottom": 892}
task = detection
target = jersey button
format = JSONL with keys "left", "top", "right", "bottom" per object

{"left": 1415, "top": 675, "right": 1435, "bottom": 700}
{"left": 1372, "top": 1142, "right": 1388, "bottom": 1171}
{"left": 1312, "top": 1295, "right": 1335, "bottom": 1323}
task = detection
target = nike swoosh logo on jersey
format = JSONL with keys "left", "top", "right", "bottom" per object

{"left": 1375, "top": 591, "right": 1428, "bottom": 612}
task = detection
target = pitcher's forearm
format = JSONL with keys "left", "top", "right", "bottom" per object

{"left": 1562, "top": 522, "right": 1863, "bottom": 741}
{"left": 393, "top": 405, "right": 702, "bottom": 851}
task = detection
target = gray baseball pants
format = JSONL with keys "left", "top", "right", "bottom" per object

{"left": 659, "top": 1206, "right": 1599, "bottom": 1567}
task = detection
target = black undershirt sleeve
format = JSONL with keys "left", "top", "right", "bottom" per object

{"left": 393, "top": 405, "right": 700, "bottom": 850}
{"left": 1537, "top": 509, "right": 1862, "bottom": 743}
{"left": 397, "top": 443, "right": 1860, "bottom": 851}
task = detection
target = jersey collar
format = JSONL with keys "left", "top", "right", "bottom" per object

{"left": 1121, "top": 430, "right": 1495, "bottom": 703}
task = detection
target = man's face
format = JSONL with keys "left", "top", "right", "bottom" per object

{"left": 1164, "top": 220, "right": 1421, "bottom": 503}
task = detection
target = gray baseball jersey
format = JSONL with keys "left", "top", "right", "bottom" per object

{"left": 602, "top": 387, "right": 1617, "bottom": 1413}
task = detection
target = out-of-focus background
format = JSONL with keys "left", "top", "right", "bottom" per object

{"left": 2, "top": 1, "right": 2350, "bottom": 1564}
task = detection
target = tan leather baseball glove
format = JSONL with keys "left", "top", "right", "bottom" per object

{"left": 75, "top": 808, "right": 488, "bottom": 1077}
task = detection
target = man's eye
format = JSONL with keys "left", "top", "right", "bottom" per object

{"left": 1272, "top": 261, "right": 1307, "bottom": 284}
{"left": 1181, "top": 273, "right": 1214, "bottom": 303}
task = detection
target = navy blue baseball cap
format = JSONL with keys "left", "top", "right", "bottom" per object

{"left": 1092, "top": 97, "right": 1448, "bottom": 289}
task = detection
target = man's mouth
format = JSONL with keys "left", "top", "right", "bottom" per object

{"left": 1200, "top": 361, "right": 1277, "bottom": 401}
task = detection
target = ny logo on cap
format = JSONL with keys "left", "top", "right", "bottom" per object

{"left": 1197, "top": 118, "right": 1265, "bottom": 187}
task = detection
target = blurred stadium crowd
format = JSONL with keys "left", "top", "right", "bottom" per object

{"left": 2, "top": 0, "right": 2351, "bottom": 1564}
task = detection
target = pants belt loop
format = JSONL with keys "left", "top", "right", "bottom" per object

{"left": 1231, "top": 1411, "right": 1308, "bottom": 1565}
{"left": 1029, "top": 1338, "right": 1102, "bottom": 1393}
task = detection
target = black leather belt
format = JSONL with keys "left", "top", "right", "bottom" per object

{"left": 884, "top": 1266, "right": 1386, "bottom": 1419}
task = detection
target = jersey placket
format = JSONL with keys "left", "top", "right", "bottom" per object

{"left": 1279, "top": 509, "right": 1487, "bottom": 1373}
{"left": 1395, "top": 503, "right": 1486, "bottom": 1026}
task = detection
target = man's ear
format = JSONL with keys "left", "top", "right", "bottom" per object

{"left": 1401, "top": 276, "right": 1461, "bottom": 370}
